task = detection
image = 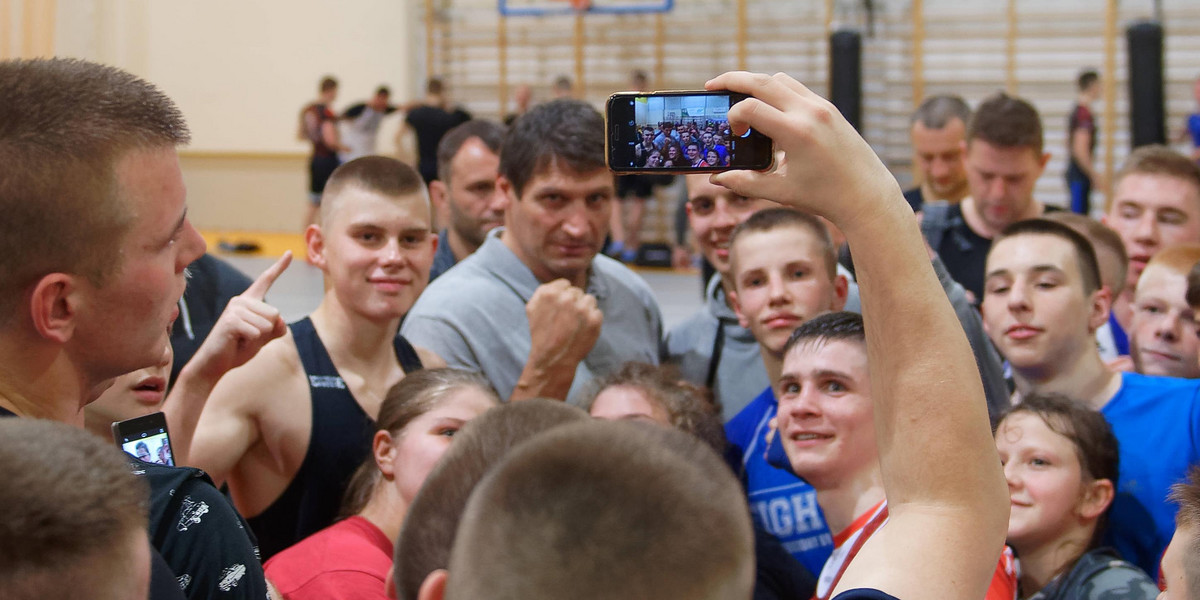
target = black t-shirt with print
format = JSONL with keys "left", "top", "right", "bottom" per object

{"left": 132, "top": 459, "right": 270, "bottom": 599}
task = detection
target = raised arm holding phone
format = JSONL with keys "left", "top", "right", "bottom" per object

{"left": 707, "top": 71, "right": 1009, "bottom": 600}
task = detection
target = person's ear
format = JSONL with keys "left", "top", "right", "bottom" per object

{"left": 1078, "top": 477, "right": 1115, "bottom": 521}
{"left": 29, "top": 273, "right": 79, "bottom": 344}
{"left": 426, "top": 233, "right": 439, "bottom": 267}
{"left": 1087, "top": 285, "right": 1112, "bottom": 334}
{"left": 416, "top": 569, "right": 448, "bottom": 600}
{"left": 832, "top": 273, "right": 849, "bottom": 312}
{"left": 305, "top": 224, "right": 326, "bottom": 269}
{"left": 1036, "top": 151, "right": 1052, "bottom": 175}
{"left": 497, "top": 175, "right": 517, "bottom": 203}
{"left": 374, "top": 430, "right": 399, "bottom": 477}
{"left": 729, "top": 289, "right": 750, "bottom": 330}
{"left": 429, "top": 179, "right": 449, "bottom": 219}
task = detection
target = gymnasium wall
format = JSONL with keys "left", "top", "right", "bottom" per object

{"left": 37, "top": 0, "right": 422, "bottom": 231}
{"left": 431, "top": 0, "right": 1200, "bottom": 215}
{"left": 4, "top": 1, "right": 1200, "bottom": 231}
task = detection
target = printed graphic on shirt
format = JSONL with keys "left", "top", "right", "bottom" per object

{"left": 177, "top": 496, "right": 210, "bottom": 532}
{"left": 218, "top": 564, "right": 247, "bottom": 592}
{"left": 177, "top": 574, "right": 191, "bottom": 591}
{"left": 749, "top": 483, "right": 833, "bottom": 556}
{"left": 308, "top": 375, "right": 346, "bottom": 389}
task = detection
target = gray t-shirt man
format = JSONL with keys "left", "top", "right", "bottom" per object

{"left": 402, "top": 230, "right": 663, "bottom": 401}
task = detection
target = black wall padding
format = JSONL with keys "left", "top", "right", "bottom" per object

{"left": 829, "top": 29, "right": 863, "bottom": 133}
{"left": 1127, "top": 20, "right": 1166, "bottom": 148}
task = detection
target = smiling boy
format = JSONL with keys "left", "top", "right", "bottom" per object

{"left": 190, "top": 156, "right": 444, "bottom": 559}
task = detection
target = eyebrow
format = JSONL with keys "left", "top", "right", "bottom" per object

{"left": 346, "top": 222, "right": 429, "bottom": 234}
{"left": 811, "top": 368, "right": 855, "bottom": 381}
{"left": 984, "top": 264, "right": 1065, "bottom": 280}
{"left": 535, "top": 186, "right": 612, "bottom": 198}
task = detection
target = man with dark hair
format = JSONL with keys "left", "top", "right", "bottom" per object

{"left": 921, "top": 92, "right": 1054, "bottom": 303}
{"left": 428, "top": 120, "right": 507, "bottom": 281}
{"left": 1162, "top": 467, "right": 1200, "bottom": 599}
{"left": 402, "top": 99, "right": 663, "bottom": 402}
{"left": 191, "top": 156, "right": 444, "bottom": 559}
{"left": 654, "top": 121, "right": 680, "bottom": 150}
{"left": 980, "top": 217, "right": 1200, "bottom": 576}
{"left": 339, "top": 85, "right": 398, "bottom": 162}
{"left": 905, "top": 94, "right": 972, "bottom": 211}
{"left": 1067, "top": 69, "right": 1102, "bottom": 215}
{"left": 0, "top": 419, "right": 151, "bottom": 600}
{"left": 300, "top": 75, "right": 345, "bottom": 227}
{"left": 0, "top": 57, "right": 271, "bottom": 600}
{"left": 1102, "top": 145, "right": 1200, "bottom": 360}
{"left": 404, "top": 77, "right": 472, "bottom": 185}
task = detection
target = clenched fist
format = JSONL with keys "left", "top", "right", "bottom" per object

{"left": 511, "top": 279, "right": 603, "bottom": 401}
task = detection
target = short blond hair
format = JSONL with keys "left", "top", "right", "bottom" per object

{"left": 319, "top": 156, "right": 429, "bottom": 226}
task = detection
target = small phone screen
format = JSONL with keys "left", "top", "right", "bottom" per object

{"left": 609, "top": 92, "right": 770, "bottom": 172}
{"left": 120, "top": 427, "right": 174, "bottom": 466}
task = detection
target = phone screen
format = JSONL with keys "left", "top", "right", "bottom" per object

{"left": 115, "top": 416, "right": 174, "bottom": 466}
{"left": 606, "top": 91, "right": 773, "bottom": 173}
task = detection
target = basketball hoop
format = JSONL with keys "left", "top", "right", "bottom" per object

{"left": 557, "top": 0, "right": 592, "bottom": 11}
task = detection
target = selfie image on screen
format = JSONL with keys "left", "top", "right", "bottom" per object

{"left": 121, "top": 430, "right": 174, "bottom": 466}
{"left": 628, "top": 95, "right": 733, "bottom": 169}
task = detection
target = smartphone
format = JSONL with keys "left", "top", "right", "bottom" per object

{"left": 606, "top": 90, "right": 774, "bottom": 174}
{"left": 112, "top": 412, "right": 175, "bottom": 467}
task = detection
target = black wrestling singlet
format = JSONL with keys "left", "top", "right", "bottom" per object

{"left": 245, "top": 317, "right": 423, "bottom": 560}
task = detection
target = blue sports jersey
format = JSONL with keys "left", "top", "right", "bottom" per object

{"left": 1101, "top": 372, "right": 1200, "bottom": 577}
{"left": 725, "top": 386, "right": 834, "bottom": 575}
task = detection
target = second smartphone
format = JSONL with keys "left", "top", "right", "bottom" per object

{"left": 606, "top": 90, "right": 774, "bottom": 174}
{"left": 112, "top": 411, "right": 175, "bottom": 466}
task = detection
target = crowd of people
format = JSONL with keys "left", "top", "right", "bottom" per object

{"left": 635, "top": 119, "right": 735, "bottom": 168}
{"left": 4, "top": 56, "right": 1200, "bottom": 600}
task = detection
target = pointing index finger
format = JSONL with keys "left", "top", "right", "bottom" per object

{"left": 244, "top": 251, "right": 292, "bottom": 300}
